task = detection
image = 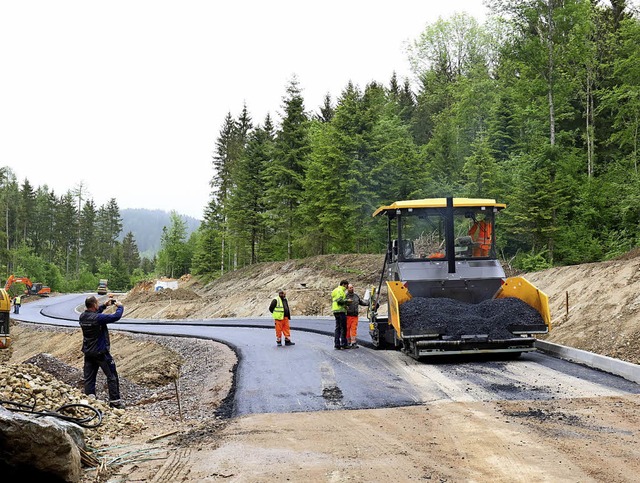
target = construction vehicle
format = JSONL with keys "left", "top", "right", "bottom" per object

{"left": 97, "top": 279, "right": 108, "bottom": 295}
{"left": 4, "top": 275, "right": 51, "bottom": 297}
{"left": 368, "top": 197, "right": 551, "bottom": 359}
{"left": 0, "top": 288, "right": 11, "bottom": 349}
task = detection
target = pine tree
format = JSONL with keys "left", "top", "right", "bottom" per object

{"left": 79, "top": 199, "right": 99, "bottom": 273}
{"left": 227, "top": 115, "right": 274, "bottom": 264}
{"left": 122, "top": 231, "right": 141, "bottom": 274}
{"left": 264, "top": 77, "right": 310, "bottom": 259}
{"left": 156, "top": 211, "right": 190, "bottom": 278}
{"left": 316, "top": 93, "right": 335, "bottom": 123}
{"left": 191, "top": 199, "right": 223, "bottom": 277}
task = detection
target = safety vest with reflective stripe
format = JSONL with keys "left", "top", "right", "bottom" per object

{"left": 469, "top": 220, "right": 492, "bottom": 256}
{"left": 272, "top": 297, "right": 285, "bottom": 320}
{"left": 331, "top": 286, "right": 347, "bottom": 313}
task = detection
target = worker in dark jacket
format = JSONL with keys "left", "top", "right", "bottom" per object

{"left": 79, "top": 295, "right": 125, "bottom": 408}
{"left": 345, "top": 284, "right": 368, "bottom": 348}
{"left": 269, "top": 289, "right": 295, "bottom": 346}
{"left": 331, "top": 280, "right": 349, "bottom": 349}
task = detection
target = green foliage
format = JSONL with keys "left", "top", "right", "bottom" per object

{"left": 156, "top": 211, "right": 192, "bottom": 278}
{"left": 61, "top": 269, "right": 99, "bottom": 293}
{"left": 97, "top": 261, "right": 115, "bottom": 287}
{"left": 43, "top": 264, "right": 65, "bottom": 293}
{"left": 513, "top": 250, "right": 553, "bottom": 272}
{"left": 129, "top": 268, "right": 148, "bottom": 287}
{"left": 77, "top": 270, "right": 99, "bottom": 292}
{"left": 330, "top": 265, "right": 366, "bottom": 275}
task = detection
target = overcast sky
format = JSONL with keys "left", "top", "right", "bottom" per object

{"left": 1, "top": 1, "right": 488, "bottom": 220}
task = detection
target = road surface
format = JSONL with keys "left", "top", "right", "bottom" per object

{"left": 12, "top": 294, "right": 640, "bottom": 417}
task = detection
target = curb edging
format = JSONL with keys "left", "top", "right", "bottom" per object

{"left": 535, "top": 339, "right": 640, "bottom": 384}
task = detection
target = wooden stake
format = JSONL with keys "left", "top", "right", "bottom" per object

{"left": 147, "top": 430, "right": 180, "bottom": 442}
{"left": 174, "top": 378, "right": 183, "bottom": 421}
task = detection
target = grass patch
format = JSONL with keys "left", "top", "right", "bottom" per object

{"left": 330, "top": 266, "right": 366, "bottom": 275}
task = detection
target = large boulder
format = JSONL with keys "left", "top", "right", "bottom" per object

{"left": 0, "top": 406, "right": 84, "bottom": 482}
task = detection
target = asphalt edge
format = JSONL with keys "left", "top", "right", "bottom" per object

{"left": 535, "top": 339, "right": 640, "bottom": 384}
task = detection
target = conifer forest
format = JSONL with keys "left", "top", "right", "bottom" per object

{"left": 2, "top": 1, "right": 639, "bottom": 292}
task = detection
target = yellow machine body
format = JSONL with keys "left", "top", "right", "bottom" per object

{"left": 0, "top": 288, "right": 12, "bottom": 349}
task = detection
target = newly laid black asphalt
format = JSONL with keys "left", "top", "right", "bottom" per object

{"left": 12, "top": 294, "right": 640, "bottom": 417}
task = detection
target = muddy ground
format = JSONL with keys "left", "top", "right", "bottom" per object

{"left": 7, "top": 251, "right": 640, "bottom": 482}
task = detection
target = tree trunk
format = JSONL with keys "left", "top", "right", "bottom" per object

{"left": 586, "top": 69, "right": 594, "bottom": 178}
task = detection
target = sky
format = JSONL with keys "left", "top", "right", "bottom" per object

{"left": 1, "top": 1, "right": 488, "bottom": 220}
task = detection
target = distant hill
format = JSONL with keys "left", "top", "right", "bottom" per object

{"left": 120, "top": 209, "right": 201, "bottom": 257}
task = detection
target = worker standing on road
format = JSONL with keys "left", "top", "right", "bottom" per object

{"left": 345, "top": 284, "right": 368, "bottom": 348}
{"left": 331, "top": 280, "right": 349, "bottom": 350}
{"left": 79, "top": 296, "right": 126, "bottom": 409}
{"left": 13, "top": 295, "right": 21, "bottom": 314}
{"left": 269, "top": 290, "right": 295, "bottom": 347}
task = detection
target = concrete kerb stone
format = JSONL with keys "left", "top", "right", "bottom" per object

{"left": 536, "top": 339, "right": 640, "bottom": 384}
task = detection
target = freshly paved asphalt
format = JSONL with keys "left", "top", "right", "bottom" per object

{"left": 12, "top": 294, "right": 640, "bottom": 416}
{"left": 12, "top": 294, "right": 426, "bottom": 415}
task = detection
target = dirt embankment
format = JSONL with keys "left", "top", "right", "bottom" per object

{"left": 527, "top": 247, "right": 640, "bottom": 364}
{"left": 123, "top": 254, "right": 383, "bottom": 320}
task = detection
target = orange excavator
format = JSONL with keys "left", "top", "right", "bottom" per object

{"left": 4, "top": 275, "right": 51, "bottom": 297}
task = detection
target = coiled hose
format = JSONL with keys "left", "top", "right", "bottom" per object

{"left": 0, "top": 399, "right": 103, "bottom": 428}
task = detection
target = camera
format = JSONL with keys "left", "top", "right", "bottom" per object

{"left": 110, "top": 298, "right": 117, "bottom": 306}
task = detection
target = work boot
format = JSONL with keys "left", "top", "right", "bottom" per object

{"left": 351, "top": 343, "right": 359, "bottom": 348}
{"left": 109, "top": 400, "right": 125, "bottom": 409}
{"left": 276, "top": 340, "right": 282, "bottom": 346}
{"left": 284, "top": 339, "right": 295, "bottom": 346}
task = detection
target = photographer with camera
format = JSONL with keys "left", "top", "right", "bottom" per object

{"left": 79, "top": 295, "right": 125, "bottom": 409}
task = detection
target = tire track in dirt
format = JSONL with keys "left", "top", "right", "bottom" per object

{"left": 150, "top": 447, "right": 192, "bottom": 482}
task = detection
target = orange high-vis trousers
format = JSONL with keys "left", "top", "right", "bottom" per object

{"left": 275, "top": 317, "right": 291, "bottom": 342}
{"left": 346, "top": 315, "right": 359, "bottom": 343}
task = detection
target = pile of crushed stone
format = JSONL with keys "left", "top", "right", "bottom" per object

{"left": 0, "top": 362, "right": 147, "bottom": 444}
{"left": 399, "top": 296, "right": 545, "bottom": 339}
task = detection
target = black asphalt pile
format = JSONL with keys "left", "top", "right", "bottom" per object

{"left": 399, "top": 296, "right": 544, "bottom": 339}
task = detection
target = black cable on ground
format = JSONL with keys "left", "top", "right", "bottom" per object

{"left": 0, "top": 399, "right": 103, "bottom": 428}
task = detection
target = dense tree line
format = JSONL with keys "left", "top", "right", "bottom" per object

{"left": 3, "top": 1, "right": 639, "bottom": 293}
{"left": 0, "top": 170, "right": 154, "bottom": 293}
{"left": 0, "top": 169, "right": 193, "bottom": 293}
{"left": 192, "top": 0, "right": 640, "bottom": 276}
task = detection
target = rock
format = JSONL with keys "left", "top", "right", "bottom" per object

{"left": 0, "top": 407, "right": 83, "bottom": 482}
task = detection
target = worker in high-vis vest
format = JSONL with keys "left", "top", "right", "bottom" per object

{"left": 13, "top": 295, "right": 21, "bottom": 314}
{"left": 468, "top": 215, "right": 493, "bottom": 257}
{"left": 331, "top": 280, "right": 349, "bottom": 349}
{"left": 268, "top": 290, "right": 295, "bottom": 347}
